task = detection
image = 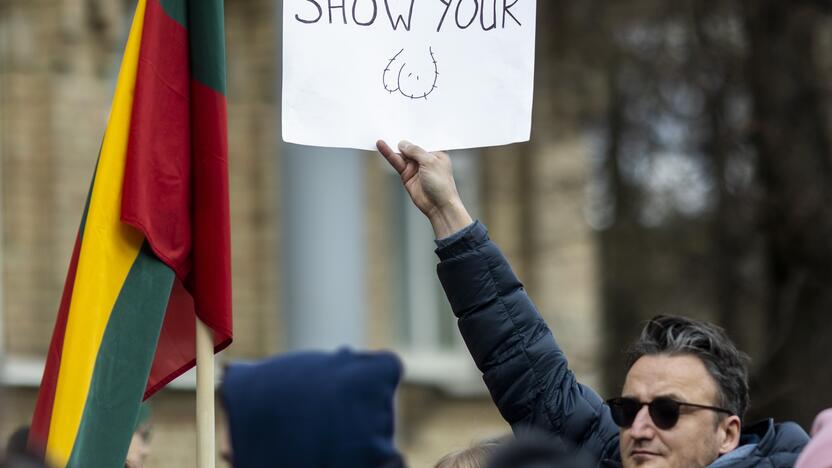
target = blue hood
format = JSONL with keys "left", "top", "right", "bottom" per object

{"left": 220, "top": 349, "right": 404, "bottom": 468}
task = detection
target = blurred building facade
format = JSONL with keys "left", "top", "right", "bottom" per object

{"left": 9, "top": 1, "right": 830, "bottom": 466}
{"left": 0, "top": 1, "right": 601, "bottom": 466}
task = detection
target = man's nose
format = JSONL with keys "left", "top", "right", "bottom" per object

{"left": 629, "top": 405, "right": 656, "bottom": 439}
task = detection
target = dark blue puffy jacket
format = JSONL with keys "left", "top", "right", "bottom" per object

{"left": 435, "top": 222, "right": 808, "bottom": 468}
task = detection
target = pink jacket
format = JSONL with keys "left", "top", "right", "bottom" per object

{"left": 795, "top": 409, "right": 832, "bottom": 468}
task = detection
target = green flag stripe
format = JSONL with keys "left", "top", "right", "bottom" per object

{"left": 66, "top": 243, "right": 175, "bottom": 468}
{"left": 158, "top": 0, "right": 187, "bottom": 28}
{"left": 188, "top": 0, "right": 227, "bottom": 94}
{"left": 155, "top": 0, "right": 227, "bottom": 95}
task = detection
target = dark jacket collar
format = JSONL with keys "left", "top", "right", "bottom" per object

{"left": 742, "top": 418, "right": 808, "bottom": 460}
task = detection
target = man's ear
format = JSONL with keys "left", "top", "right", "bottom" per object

{"left": 718, "top": 415, "right": 742, "bottom": 454}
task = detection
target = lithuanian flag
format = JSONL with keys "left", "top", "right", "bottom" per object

{"left": 29, "top": 0, "right": 232, "bottom": 466}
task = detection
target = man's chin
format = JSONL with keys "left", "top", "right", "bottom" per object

{"left": 624, "top": 452, "right": 667, "bottom": 468}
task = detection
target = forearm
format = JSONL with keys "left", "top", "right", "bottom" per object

{"left": 435, "top": 223, "right": 562, "bottom": 412}
{"left": 426, "top": 199, "right": 473, "bottom": 239}
{"left": 435, "top": 223, "right": 618, "bottom": 460}
{"left": 437, "top": 233, "right": 559, "bottom": 386}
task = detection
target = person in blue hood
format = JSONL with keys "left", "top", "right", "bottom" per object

{"left": 220, "top": 348, "right": 405, "bottom": 468}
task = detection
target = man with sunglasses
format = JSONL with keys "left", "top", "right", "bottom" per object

{"left": 378, "top": 140, "right": 809, "bottom": 468}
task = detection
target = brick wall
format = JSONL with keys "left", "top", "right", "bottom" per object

{"left": 1, "top": 0, "right": 601, "bottom": 466}
{"left": 0, "top": 1, "right": 282, "bottom": 465}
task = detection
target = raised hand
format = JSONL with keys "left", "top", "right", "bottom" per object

{"left": 376, "top": 140, "right": 473, "bottom": 238}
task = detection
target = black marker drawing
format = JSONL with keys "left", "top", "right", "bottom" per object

{"left": 382, "top": 47, "right": 439, "bottom": 100}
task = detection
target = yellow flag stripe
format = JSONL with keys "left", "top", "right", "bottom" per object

{"left": 46, "top": 1, "right": 148, "bottom": 465}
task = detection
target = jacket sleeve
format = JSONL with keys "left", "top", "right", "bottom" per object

{"left": 436, "top": 222, "right": 620, "bottom": 461}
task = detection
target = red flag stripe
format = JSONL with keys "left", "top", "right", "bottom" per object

{"left": 121, "top": 0, "right": 232, "bottom": 397}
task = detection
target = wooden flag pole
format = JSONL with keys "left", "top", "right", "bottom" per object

{"left": 196, "top": 318, "right": 215, "bottom": 468}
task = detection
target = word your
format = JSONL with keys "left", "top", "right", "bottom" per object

{"left": 293, "top": 0, "right": 522, "bottom": 32}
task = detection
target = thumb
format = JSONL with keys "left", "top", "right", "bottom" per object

{"left": 398, "top": 141, "right": 431, "bottom": 164}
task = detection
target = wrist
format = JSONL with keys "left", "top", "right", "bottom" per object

{"left": 427, "top": 198, "right": 473, "bottom": 239}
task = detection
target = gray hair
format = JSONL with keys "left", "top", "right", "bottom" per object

{"left": 625, "top": 315, "right": 750, "bottom": 420}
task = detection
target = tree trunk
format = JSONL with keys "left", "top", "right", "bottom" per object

{"left": 744, "top": 0, "right": 832, "bottom": 427}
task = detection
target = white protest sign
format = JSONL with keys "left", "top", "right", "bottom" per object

{"left": 282, "top": 0, "right": 537, "bottom": 151}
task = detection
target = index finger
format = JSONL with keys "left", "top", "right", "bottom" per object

{"left": 376, "top": 139, "right": 407, "bottom": 174}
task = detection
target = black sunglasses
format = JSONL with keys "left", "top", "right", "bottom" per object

{"left": 606, "top": 396, "right": 733, "bottom": 430}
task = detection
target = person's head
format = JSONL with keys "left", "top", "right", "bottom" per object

{"left": 2, "top": 426, "right": 47, "bottom": 468}
{"left": 5, "top": 427, "right": 29, "bottom": 459}
{"left": 124, "top": 402, "right": 152, "bottom": 468}
{"left": 434, "top": 438, "right": 502, "bottom": 468}
{"left": 611, "top": 315, "right": 748, "bottom": 468}
{"left": 220, "top": 348, "right": 404, "bottom": 468}
{"left": 486, "top": 430, "right": 593, "bottom": 468}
